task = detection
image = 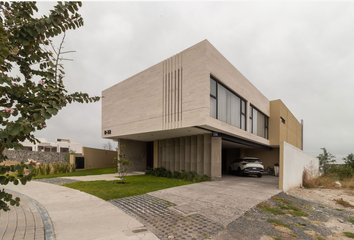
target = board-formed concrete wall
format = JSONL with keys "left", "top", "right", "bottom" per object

{"left": 281, "top": 142, "right": 319, "bottom": 191}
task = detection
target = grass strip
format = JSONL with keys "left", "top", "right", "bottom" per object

{"left": 267, "top": 218, "right": 292, "bottom": 229}
{"left": 257, "top": 202, "right": 285, "bottom": 215}
{"left": 63, "top": 175, "right": 193, "bottom": 200}
{"left": 343, "top": 232, "right": 354, "bottom": 238}
{"left": 334, "top": 198, "right": 354, "bottom": 208}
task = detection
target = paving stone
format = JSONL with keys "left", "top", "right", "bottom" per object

{"left": 0, "top": 192, "right": 45, "bottom": 240}
{"left": 110, "top": 194, "right": 223, "bottom": 240}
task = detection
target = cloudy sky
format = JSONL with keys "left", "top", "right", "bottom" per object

{"left": 29, "top": 1, "right": 353, "bottom": 163}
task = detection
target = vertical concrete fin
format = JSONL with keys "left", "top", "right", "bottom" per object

{"left": 163, "top": 53, "right": 183, "bottom": 129}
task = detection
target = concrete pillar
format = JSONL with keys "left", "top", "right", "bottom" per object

{"left": 166, "top": 139, "right": 171, "bottom": 170}
{"left": 158, "top": 140, "right": 163, "bottom": 167}
{"left": 161, "top": 140, "right": 166, "bottom": 168}
{"left": 203, "top": 134, "right": 211, "bottom": 176}
{"left": 180, "top": 137, "right": 185, "bottom": 172}
{"left": 197, "top": 135, "right": 204, "bottom": 175}
{"left": 169, "top": 138, "right": 175, "bottom": 172}
{"left": 191, "top": 135, "right": 197, "bottom": 172}
{"left": 185, "top": 136, "right": 191, "bottom": 172}
{"left": 211, "top": 137, "right": 222, "bottom": 180}
{"left": 174, "top": 138, "right": 180, "bottom": 172}
{"left": 153, "top": 140, "right": 158, "bottom": 168}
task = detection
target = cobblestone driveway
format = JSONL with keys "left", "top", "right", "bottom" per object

{"left": 110, "top": 194, "right": 224, "bottom": 240}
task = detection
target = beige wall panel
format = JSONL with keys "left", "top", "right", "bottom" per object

{"left": 184, "top": 136, "right": 191, "bottom": 172}
{"left": 78, "top": 147, "right": 117, "bottom": 170}
{"left": 102, "top": 62, "right": 163, "bottom": 137}
{"left": 203, "top": 134, "right": 212, "bottom": 176}
{"left": 174, "top": 138, "right": 180, "bottom": 172}
{"left": 211, "top": 137, "right": 222, "bottom": 179}
{"left": 197, "top": 135, "right": 204, "bottom": 175}
{"left": 118, "top": 139, "right": 146, "bottom": 172}
{"left": 271, "top": 100, "right": 302, "bottom": 150}
{"left": 153, "top": 140, "right": 159, "bottom": 168}
{"left": 180, "top": 137, "right": 185, "bottom": 171}
{"left": 269, "top": 100, "right": 280, "bottom": 146}
{"left": 205, "top": 41, "right": 269, "bottom": 116}
{"left": 243, "top": 148, "right": 280, "bottom": 169}
{"left": 191, "top": 136, "right": 197, "bottom": 172}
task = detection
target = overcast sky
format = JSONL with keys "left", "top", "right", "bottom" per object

{"left": 29, "top": 1, "right": 354, "bottom": 163}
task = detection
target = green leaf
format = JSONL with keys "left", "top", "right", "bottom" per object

{"left": 8, "top": 126, "right": 20, "bottom": 136}
{"left": 46, "top": 108, "right": 58, "bottom": 115}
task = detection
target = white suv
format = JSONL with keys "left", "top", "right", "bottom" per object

{"left": 229, "top": 157, "right": 264, "bottom": 178}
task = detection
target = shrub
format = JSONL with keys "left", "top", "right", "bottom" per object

{"left": 70, "top": 163, "right": 76, "bottom": 172}
{"left": 45, "top": 163, "right": 51, "bottom": 175}
{"left": 38, "top": 163, "right": 45, "bottom": 175}
{"left": 145, "top": 168, "right": 210, "bottom": 182}
{"left": 52, "top": 163, "right": 60, "bottom": 174}
{"left": 31, "top": 166, "right": 39, "bottom": 176}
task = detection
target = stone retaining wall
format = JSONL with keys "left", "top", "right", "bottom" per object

{"left": 4, "top": 149, "right": 67, "bottom": 164}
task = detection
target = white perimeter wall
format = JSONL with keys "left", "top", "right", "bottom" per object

{"left": 282, "top": 141, "right": 319, "bottom": 192}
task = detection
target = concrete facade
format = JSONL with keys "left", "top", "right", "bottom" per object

{"left": 69, "top": 147, "right": 117, "bottom": 170}
{"left": 281, "top": 142, "right": 318, "bottom": 191}
{"left": 102, "top": 40, "right": 314, "bottom": 190}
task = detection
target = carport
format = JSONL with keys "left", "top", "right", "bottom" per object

{"left": 218, "top": 132, "right": 280, "bottom": 185}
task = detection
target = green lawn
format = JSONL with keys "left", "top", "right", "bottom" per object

{"left": 34, "top": 167, "right": 116, "bottom": 179}
{"left": 62, "top": 175, "right": 193, "bottom": 200}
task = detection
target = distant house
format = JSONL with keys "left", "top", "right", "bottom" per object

{"left": 20, "top": 138, "right": 83, "bottom": 154}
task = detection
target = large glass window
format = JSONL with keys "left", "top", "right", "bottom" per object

{"left": 210, "top": 77, "right": 246, "bottom": 131}
{"left": 250, "top": 106, "right": 268, "bottom": 139}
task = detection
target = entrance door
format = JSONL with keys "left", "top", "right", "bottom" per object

{"left": 146, "top": 141, "right": 154, "bottom": 169}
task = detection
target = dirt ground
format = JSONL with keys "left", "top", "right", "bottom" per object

{"left": 288, "top": 187, "right": 354, "bottom": 240}
{"left": 212, "top": 187, "right": 354, "bottom": 240}
{"left": 2, "top": 160, "right": 22, "bottom": 166}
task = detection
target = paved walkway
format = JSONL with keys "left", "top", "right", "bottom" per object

{"left": 3, "top": 175, "right": 158, "bottom": 240}
{"left": 0, "top": 190, "right": 47, "bottom": 240}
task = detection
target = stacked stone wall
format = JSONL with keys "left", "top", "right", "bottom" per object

{"left": 3, "top": 149, "right": 68, "bottom": 164}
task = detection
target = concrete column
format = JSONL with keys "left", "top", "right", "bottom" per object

{"left": 174, "top": 138, "right": 180, "bottom": 172}
{"left": 211, "top": 137, "right": 222, "bottom": 180}
{"left": 180, "top": 137, "right": 185, "bottom": 172}
{"left": 191, "top": 135, "right": 197, "bottom": 172}
{"left": 158, "top": 140, "right": 163, "bottom": 167}
{"left": 169, "top": 138, "right": 175, "bottom": 172}
{"left": 166, "top": 139, "right": 171, "bottom": 170}
{"left": 203, "top": 134, "right": 211, "bottom": 176}
{"left": 153, "top": 140, "right": 158, "bottom": 168}
{"left": 184, "top": 136, "right": 191, "bottom": 172}
{"left": 197, "top": 135, "right": 204, "bottom": 175}
{"left": 161, "top": 140, "right": 166, "bottom": 168}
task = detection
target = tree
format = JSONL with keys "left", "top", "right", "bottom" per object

{"left": 113, "top": 145, "right": 132, "bottom": 184}
{"left": 343, "top": 153, "right": 354, "bottom": 169}
{"left": 103, "top": 142, "right": 112, "bottom": 150}
{"left": 317, "top": 148, "right": 336, "bottom": 173}
{"left": 0, "top": 2, "right": 99, "bottom": 211}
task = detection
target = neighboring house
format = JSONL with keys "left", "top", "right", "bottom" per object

{"left": 20, "top": 138, "right": 83, "bottom": 154}
{"left": 102, "top": 40, "right": 315, "bottom": 187}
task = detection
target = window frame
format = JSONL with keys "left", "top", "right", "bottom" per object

{"left": 249, "top": 104, "right": 269, "bottom": 139}
{"left": 210, "top": 76, "right": 247, "bottom": 131}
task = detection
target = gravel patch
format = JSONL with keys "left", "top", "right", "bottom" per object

{"left": 212, "top": 192, "right": 354, "bottom": 240}
{"left": 33, "top": 178, "right": 81, "bottom": 185}
{"left": 110, "top": 194, "right": 224, "bottom": 240}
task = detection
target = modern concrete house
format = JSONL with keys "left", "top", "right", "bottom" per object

{"left": 20, "top": 138, "right": 83, "bottom": 154}
{"left": 102, "top": 40, "right": 315, "bottom": 190}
